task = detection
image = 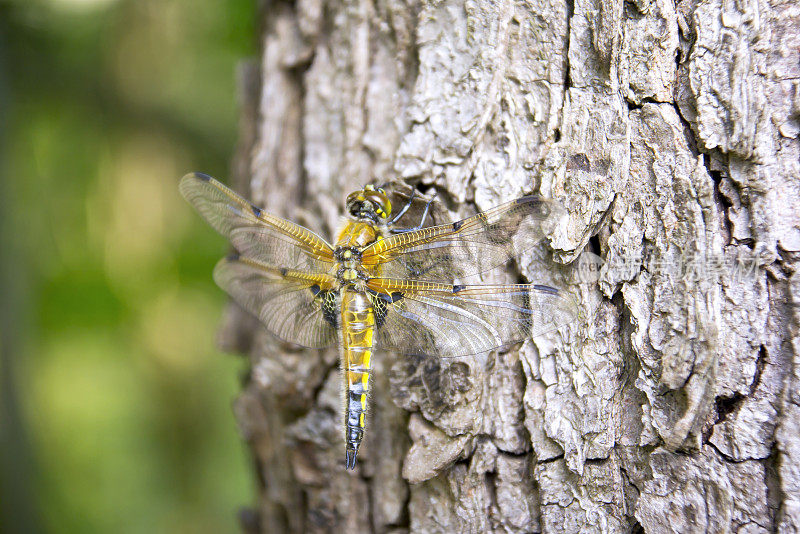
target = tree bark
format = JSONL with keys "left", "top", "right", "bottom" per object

{"left": 222, "top": 0, "right": 800, "bottom": 531}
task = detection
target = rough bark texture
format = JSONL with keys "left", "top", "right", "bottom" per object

{"left": 222, "top": 0, "right": 800, "bottom": 531}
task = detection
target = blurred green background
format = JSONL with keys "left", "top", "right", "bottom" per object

{"left": 0, "top": 0, "right": 256, "bottom": 532}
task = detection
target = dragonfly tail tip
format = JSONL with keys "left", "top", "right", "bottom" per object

{"left": 345, "top": 447, "right": 359, "bottom": 470}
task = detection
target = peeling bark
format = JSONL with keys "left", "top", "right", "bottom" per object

{"left": 224, "top": 0, "right": 800, "bottom": 531}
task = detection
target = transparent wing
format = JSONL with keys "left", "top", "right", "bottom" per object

{"left": 214, "top": 255, "right": 339, "bottom": 349}
{"left": 180, "top": 172, "right": 336, "bottom": 272}
{"left": 361, "top": 196, "right": 563, "bottom": 282}
{"left": 366, "top": 278, "right": 577, "bottom": 358}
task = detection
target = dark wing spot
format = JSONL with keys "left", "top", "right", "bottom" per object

{"left": 373, "top": 291, "right": 397, "bottom": 303}
{"left": 250, "top": 204, "right": 263, "bottom": 217}
{"left": 521, "top": 288, "right": 534, "bottom": 327}
{"left": 453, "top": 284, "right": 466, "bottom": 293}
{"left": 533, "top": 284, "right": 559, "bottom": 295}
{"left": 310, "top": 287, "right": 339, "bottom": 328}
{"left": 453, "top": 220, "right": 464, "bottom": 231}
{"left": 226, "top": 253, "right": 241, "bottom": 262}
{"left": 280, "top": 268, "right": 288, "bottom": 276}
{"left": 369, "top": 289, "right": 404, "bottom": 329}
{"left": 374, "top": 299, "right": 388, "bottom": 329}
{"left": 195, "top": 172, "right": 213, "bottom": 181}
{"left": 373, "top": 296, "right": 389, "bottom": 329}
{"left": 321, "top": 290, "right": 339, "bottom": 328}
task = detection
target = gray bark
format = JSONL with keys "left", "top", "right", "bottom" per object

{"left": 222, "top": 0, "right": 800, "bottom": 531}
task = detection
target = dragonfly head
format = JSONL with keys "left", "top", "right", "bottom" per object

{"left": 346, "top": 184, "right": 392, "bottom": 223}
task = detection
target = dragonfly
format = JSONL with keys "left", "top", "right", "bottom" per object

{"left": 180, "top": 172, "right": 577, "bottom": 470}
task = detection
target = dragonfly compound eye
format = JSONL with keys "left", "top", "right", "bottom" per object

{"left": 363, "top": 191, "right": 392, "bottom": 219}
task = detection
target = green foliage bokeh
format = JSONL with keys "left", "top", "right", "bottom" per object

{"left": 1, "top": 0, "right": 256, "bottom": 532}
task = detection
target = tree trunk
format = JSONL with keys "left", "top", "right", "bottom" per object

{"left": 222, "top": 0, "right": 800, "bottom": 531}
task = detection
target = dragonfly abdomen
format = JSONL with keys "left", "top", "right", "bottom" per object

{"left": 340, "top": 290, "right": 375, "bottom": 470}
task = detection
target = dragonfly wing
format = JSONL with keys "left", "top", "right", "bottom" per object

{"left": 361, "top": 196, "right": 564, "bottom": 281}
{"left": 366, "top": 278, "right": 577, "bottom": 358}
{"left": 180, "top": 172, "right": 336, "bottom": 271}
{"left": 214, "top": 255, "right": 339, "bottom": 349}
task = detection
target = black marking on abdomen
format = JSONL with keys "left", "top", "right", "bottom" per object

{"left": 349, "top": 382, "right": 366, "bottom": 395}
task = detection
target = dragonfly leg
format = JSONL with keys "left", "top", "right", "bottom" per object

{"left": 387, "top": 189, "right": 416, "bottom": 225}
{"left": 389, "top": 193, "right": 437, "bottom": 234}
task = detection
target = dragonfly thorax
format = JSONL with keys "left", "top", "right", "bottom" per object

{"left": 334, "top": 246, "right": 362, "bottom": 263}
{"left": 334, "top": 246, "right": 369, "bottom": 287}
